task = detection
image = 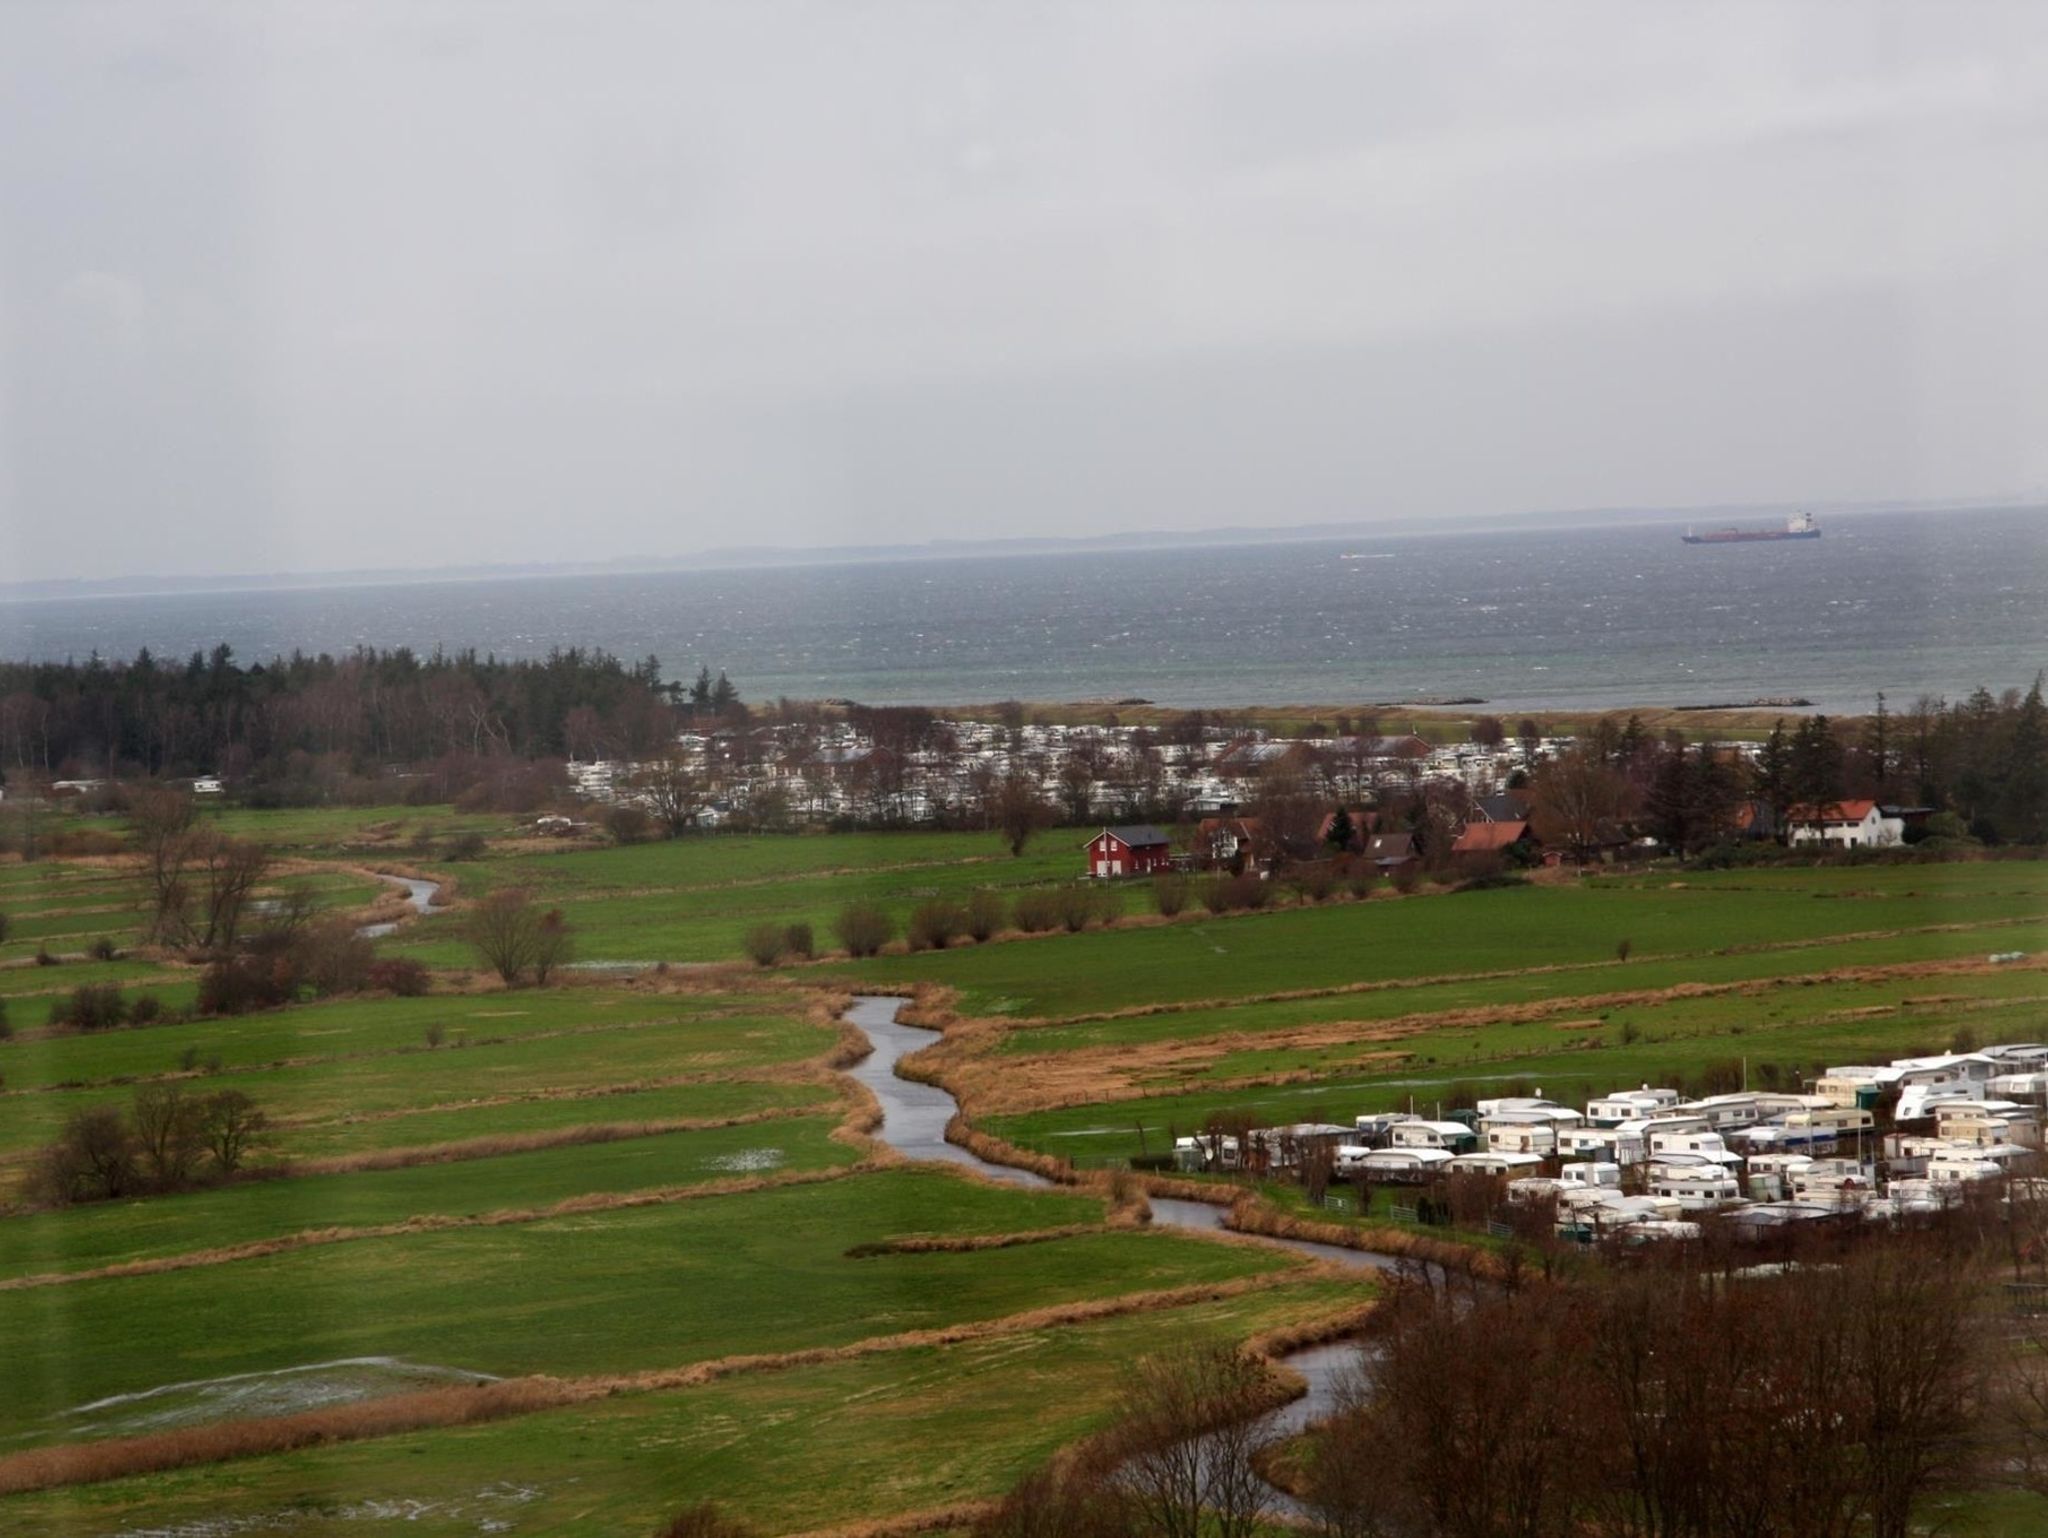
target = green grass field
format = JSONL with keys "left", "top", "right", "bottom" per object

{"left": 0, "top": 1001, "right": 837, "bottom": 1176}
{"left": 378, "top": 829, "right": 1122, "bottom": 965}
{"left": 0, "top": 1168, "right": 1282, "bottom": 1448}
{"left": 0, "top": 1113, "right": 858, "bottom": 1283}
{"left": 838, "top": 862, "right": 2048, "bottom": 1018}
{"left": 4, "top": 823, "right": 2046, "bottom": 1532}
{"left": 0, "top": 1282, "right": 1362, "bottom": 1536}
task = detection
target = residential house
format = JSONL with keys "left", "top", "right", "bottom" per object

{"left": 1083, "top": 825, "right": 1174, "bottom": 878}
{"left": 1450, "top": 819, "right": 1536, "bottom": 863}
{"left": 1783, "top": 799, "right": 1905, "bottom": 849}
{"left": 1363, "top": 832, "right": 1417, "bottom": 872}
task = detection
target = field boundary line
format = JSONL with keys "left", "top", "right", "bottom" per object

{"left": 0, "top": 1157, "right": 883, "bottom": 1293}
{"left": 0, "top": 1269, "right": 1346, "bottom": 1496}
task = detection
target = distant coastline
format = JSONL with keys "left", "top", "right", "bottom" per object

{"left": 1, "top": 496, "right": 2034, "bottom": 604}
{"left": 2, "top": 506, "right": 2040, "bottom": 718}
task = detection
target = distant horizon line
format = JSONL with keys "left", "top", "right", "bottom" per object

{"left": 2, "top": 493, "right": 2039, "bottom": 605}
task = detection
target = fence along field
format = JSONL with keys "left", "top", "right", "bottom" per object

{"left": 5, "top": 804, "right": 2048, "bottom": 1532}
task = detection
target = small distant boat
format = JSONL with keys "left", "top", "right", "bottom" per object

{"left": 1682, "top": 512, "right": 1821, "bottom": 545}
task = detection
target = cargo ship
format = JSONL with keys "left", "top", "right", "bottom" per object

{"left": 1682, "top": 511, "right": 1820, "bottom": 544}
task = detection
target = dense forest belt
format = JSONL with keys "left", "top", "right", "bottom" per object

{"left": 0, "top": 1159, "right": 885, "bottom": 1294}
{"left": 0, "top": 1268, "right": 1322, "bottom": 1497}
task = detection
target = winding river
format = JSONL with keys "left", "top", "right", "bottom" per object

{"left": 843, "top": 995, "right": 1393, "bottom": 1488}
{"left": 357, "top": 874, "right": 442, "bottom": 940}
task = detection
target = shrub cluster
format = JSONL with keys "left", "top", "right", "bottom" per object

{"left": 906, "top": 899, "right": 968, "bottom": 951}
{"left": 834, "top": 902, "right": 894, "bottom": 958}
{"left": 1199, "top": 872, "right": 1272, "bottom": 913}
{"left": 368, "top": 956, "right": 432, "bottom": 996}
{"left": 32, "top": 1086, "right": 270, "bottom": 1207}
{"left": 1151, "top": 871, "right": 1190, "bottom": 917}
{"left": 48, "top": 984, "right": 145, "bottom": 1032}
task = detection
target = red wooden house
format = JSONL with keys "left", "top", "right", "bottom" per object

{"left": 1084, "top": 825, "right": 1174, "bottom": 878}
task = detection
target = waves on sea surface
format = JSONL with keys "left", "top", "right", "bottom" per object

{"left": 5, "top": 507, "right": 2042, "bottom": 713}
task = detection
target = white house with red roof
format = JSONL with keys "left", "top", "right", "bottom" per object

{"left": 1783, "top": 800, "right": 1905, "bottom": 849}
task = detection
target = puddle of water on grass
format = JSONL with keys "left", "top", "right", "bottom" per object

{"left": 59, "top": 1357, "right": 498, "bottom": 1440}
{"left": 113, "top": 1482, "right": 544, "bottom": 1536}
{"left": 705, "top": 1147, "right": 785, "bottom": 1173}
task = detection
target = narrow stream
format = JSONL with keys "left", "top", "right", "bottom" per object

{"left": 843, "top": 995, "right": 1392, "bottom": 1504}
{"left": 357, "top": 874, "right": 441, "bottom": 940}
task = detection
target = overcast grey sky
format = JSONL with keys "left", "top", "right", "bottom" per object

{"left": 4, "top": 2, "right": 2046, "bottom": 582}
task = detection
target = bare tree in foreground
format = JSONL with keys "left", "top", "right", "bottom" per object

{"left": 463, "top": 887, "right": 570, "bottom": 985}
{"left": 1114, "top": 1342, "right": 1276, "bottom": 1538}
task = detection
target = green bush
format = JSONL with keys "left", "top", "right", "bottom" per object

{"left": 783, "top": 922, "right": 815, "bottom": 960}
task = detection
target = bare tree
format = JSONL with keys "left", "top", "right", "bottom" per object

{"left": 532, "top": 907, "right": 575, "bottom": 984}
{"left": 1249, "top": 769, "right": 1323, "bottom": 868}
{"left": 464, "top": 887, "right": 548, "bottom": 985}
{"left": 627, "top": 752, "right": 709, "bottom": 838}
{"left": 1301, "top": 1355, "right": 1394, "bottom": 1538}
{"left": 200, "top": 1089, "right": 268, "bottom": 1174}
{"left": 191, "top": 831, "right": 272, "bottom": 951}
{"left": 1114, "top": 1343, "right": 1275, "bottom": 1538}
{"left": 994, "top": 771, "right": 1054, "bottom": 856}
{"left": 1529, "top": 749, "right": 1636, "bottom": 864}
{"left": 130, "top": 785, "right": 196, "bottom": 942}
{"left": 132, "top": 1083, "right": 206, "bottom": 1187}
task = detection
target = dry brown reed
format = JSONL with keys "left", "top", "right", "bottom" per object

{"left": 1222, "top": 1196, "right": 1507, "bottom": 1281}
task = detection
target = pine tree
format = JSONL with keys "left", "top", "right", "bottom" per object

{"left": 1755, "top": 721, "right": 1791, "bottom": 815}
{"left": 710, "top": 671, "right": 739, "bottom": 716}
{"left": 1325, "top": 806, "right": 1355, "bottom": 853}
{"left": 689, "top": 666, "right": 713, "bottom": 713}
{"left": 1864, "top": 692, "right": 1890, "bottom": 790}
{"left": 2000, "top": 675, "right": 2048, "bottom": 844}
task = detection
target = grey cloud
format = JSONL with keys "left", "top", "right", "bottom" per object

{"left": 3, "top": 1, "right": 2045, "bottom": 581}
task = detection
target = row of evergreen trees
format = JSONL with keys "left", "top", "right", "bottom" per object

{"left": 0, "top": 646, "right": 743, "bottom": 784}
{"left": 1575, "top": 680, "right": 2047, "bottom": 848}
